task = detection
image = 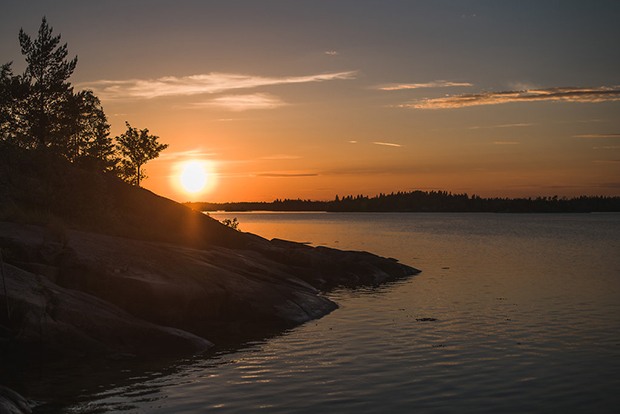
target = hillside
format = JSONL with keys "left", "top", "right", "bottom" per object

{"left": 0, "top": 147, "right": 418, "bottom": 361}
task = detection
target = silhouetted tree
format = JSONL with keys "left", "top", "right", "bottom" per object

{"left": 64, "top": 90, "right": 117, "bottom": 171}
{"left": 0, "top": 63, "right": 19, "bottom": 143}
{"left": 1, "top": 18, "right": 118, "bottom": 173}
{"left": 18, "top": 16, "right": 77, "bottom": 149}
{"left": 116, "top": 122, "right": 168, "bottom": 186}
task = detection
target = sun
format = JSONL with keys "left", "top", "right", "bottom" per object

{"left": 180, "top": 161, "right": 208, "bottom": 193}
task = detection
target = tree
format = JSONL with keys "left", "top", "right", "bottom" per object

{"left": 116, "top": 122, "right": 168, "bottom": 186}
{"left": 18, "top": 16, "right": 78, "bottom": 149}
{"left": 63, "top": 90, "right": 117, "bottom": 171}
{"left": 2, "top": 18, "right": 118, "bottom": 173}
{"left": 0, "top": 62, "right": 30, "bottom": 146}
{"left": 0, "top": 63, "right": 18, "bottom": 143}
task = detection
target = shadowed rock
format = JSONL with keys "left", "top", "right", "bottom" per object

{"left": 0, "top": 385, "right": 32, "bottom": 414}
{"left": 0, "top": 219, "right": 417, "bottom": 357}
{"left": 0, "top": 150, "right": 419, "bottom": 358}
{"left": 1, "top": 255, "right": 213, "bottom": 358}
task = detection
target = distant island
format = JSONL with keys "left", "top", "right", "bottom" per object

{"left": 187, "top": 191, "right": 620, "bottom": 213}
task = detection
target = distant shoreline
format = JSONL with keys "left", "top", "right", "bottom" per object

{"left": 186, "top": 191, "right": 620, "bottom": 214}
{"left": 206, "top": 210, "right": 619, "bottom": 214}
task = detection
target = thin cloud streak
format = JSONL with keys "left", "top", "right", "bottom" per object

{"left": 597, "top": 182, "right": 620, "bottom": 188}
{"left": 191, "top": 93, "right": 286, "bottom": 111}
{"left": 378, "top": 80, "right": 472, "bottom": 90}
{"left": 574, "top": 133, "right": 620, "bottom": 138}
{"left": 80, "top": 71, "right": 357, "bottom": 100}
{"left": 469, "top": 123, "right": 534, "bottom": 130}
{"left": 373, "top": 142, "right": 402, "bottom": 147}
{"left": 258, "top": 155, "right": 302, "bottom": 160}
{"left": 494, "top": 142, "right": 520, "bottom": 145}
{"left": 404, "top": 87, "right": 620, "bottom": 109}
{"left": 256, "top": 173, "right": 319, "bottom": 178}
{"left": 159, "top": 149, "right": 218, "bottom": 160}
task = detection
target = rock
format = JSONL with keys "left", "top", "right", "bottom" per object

{"left": 0, "top": 218, "right": 418, "bottom": 356}
{"left": 0, "top": 385, "right": 31, "bottom": 414}
{"left": 256, "top": 238, "right": 418, "bottom": 289}
{"left": 54, "top": 226, "right": 340, "bottom": 336}
{"left": 1, "top": 260, "right": 213, "bottom": 358}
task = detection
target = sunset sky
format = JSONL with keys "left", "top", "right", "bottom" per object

{"left": 2, "top": 0, "right": 619, "bottom": 202}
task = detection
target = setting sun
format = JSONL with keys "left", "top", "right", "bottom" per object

{"left": 180, "top": 161, "right": 208, "bottom": 193}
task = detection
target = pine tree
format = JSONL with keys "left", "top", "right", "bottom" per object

{"left": 18, "top": 17, "right": 78, "bottom": 149}
{"left": 64, "top": 90, "right": 116, "bottom": 170}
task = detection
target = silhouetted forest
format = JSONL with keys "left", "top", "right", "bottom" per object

{"left": 188, "top": 191, "right": 620, "bottom": 213}
{"left": 1, "top": 17, "right": 166, "bottom": 187}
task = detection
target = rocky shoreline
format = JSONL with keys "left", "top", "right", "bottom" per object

{"left": 0, "top": 153, "right": 420, "bottom": 410}
{"left": 0, "top": 220, "right": 419, "bottom": 359}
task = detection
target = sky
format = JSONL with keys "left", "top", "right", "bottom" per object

{"left": 1, "top": 0, "right": 619, "bottom": 202}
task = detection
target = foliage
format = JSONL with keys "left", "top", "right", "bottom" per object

{"left": 17, "top": 16, "right": 78, "bottom": 150}
{"left": 1, "top": 17, "right": 117, "bottom": 173}
{"left": 115, "top": 122, "right": 168, "bottom": 186}
{"left": 221, "top": 217, "right": 239, "bottom": 230}
{"left": 0, "top": 62, "right": 29, "bottom": 145}
{"left": 1, "top": 17, "right": 168, "bottom": 185}
{"left": 327, "top": 191, "right": 620, "bottom": 213}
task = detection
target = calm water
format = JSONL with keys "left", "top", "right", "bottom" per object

{"left": 32, "top": 213, "right": 620, "bottom": 413}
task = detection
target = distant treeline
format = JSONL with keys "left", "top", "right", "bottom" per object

{"left": 186, "top": 191, "right": 620, "bottom": 213}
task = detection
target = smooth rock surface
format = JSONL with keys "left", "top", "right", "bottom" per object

{"left": 1, "top": 260, "right": 213, "bottom": 358}
{"left": 0, "top": 219, "right": 418, "bottom": 357}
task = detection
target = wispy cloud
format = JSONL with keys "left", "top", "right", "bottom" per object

{"left": 373, "top": 142, "right": 402, "bottom": 147}
{"left": 597, "top": 182, "right": 620, "bottom": 188}
{"left": 403, "top": 86, "right": 620, "bottom": 109}
{"left": 325, "top": 51, "right": 339, "bottom": 55}
{"left": 191, "top": 93, "right": 286, "bottom": 111}
{"left": 256, "top": 172, "right": 319, "bottom": 178}
{"left": 574, "top": 133, "right": 620, "bottom": 138}
{"left": 258, "top": 154, "right": 302, "bottom": 160}
{"left": 348, "top": 140, "right": 358, "bottom": 144}
{"left": 80, "top": 71, "right": 357, "bottom": 100}
{"left": 378, "top": 80, "right": 472, "bottom": 91}
{"left": 494, "top": 141, "right": 520, "bottom": 145}
{"left": 159, "top": 149, "right": 218, "bottom": 160}
{"left": 469, "top": 123, "right": 534, "bottom": 130}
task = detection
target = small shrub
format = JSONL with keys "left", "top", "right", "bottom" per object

{"left": 221, "top": 217, "right": 239, "bottom": 231}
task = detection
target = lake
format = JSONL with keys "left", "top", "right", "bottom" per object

{"left": 30, "top": 213, "right": 620, "bottom": 413}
